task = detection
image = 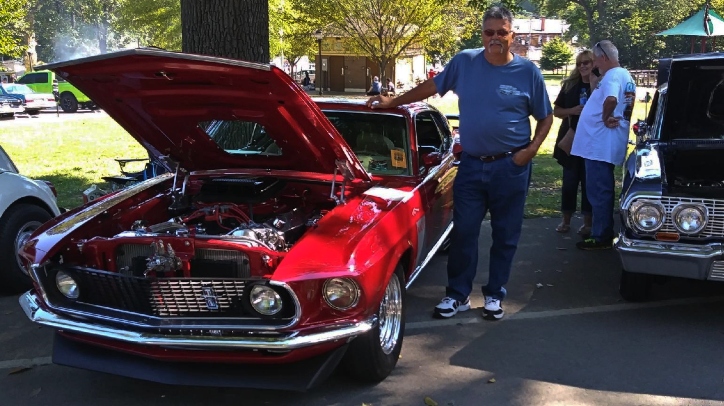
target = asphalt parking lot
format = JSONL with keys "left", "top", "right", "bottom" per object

{"left": 3, "top": 216, "right": 724, "bottom": 406}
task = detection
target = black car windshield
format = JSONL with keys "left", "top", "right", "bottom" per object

{"left": 323, "top": 111, "right": 411, "bottom": 176}
{"left": 663, "top": 63, "right": 724, "bottom": 140}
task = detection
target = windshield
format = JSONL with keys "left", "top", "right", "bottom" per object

{"left": 0, "top": 146, "right": 18, "bottom": 173}
{"left": 2, "top": 84, "right": 34, "bottom": 94}
{"left": 323, "top": 111, "right": 411, "bottom": 176}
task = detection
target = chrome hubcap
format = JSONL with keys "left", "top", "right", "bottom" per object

{"left": 15, "top": 221, "right": 42, "bottom": 275}
{"left": 378, "top": 274, "right": 403, "bottom": 355}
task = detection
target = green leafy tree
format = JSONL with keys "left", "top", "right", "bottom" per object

{"left": 296, "top": 0, "right": 469, "bottom": 76}
{"left": 0, "top": 0, "right": 28, "bottom": 58}
{"left": 114, "top": 0, "right": 181, "bottom": 50}
{"left": 539, "top": 36, "right": 572, "bottom": 71}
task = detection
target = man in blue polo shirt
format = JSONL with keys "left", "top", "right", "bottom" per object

{"left": 367, "top": 5, "right": 552, "bottom": 321}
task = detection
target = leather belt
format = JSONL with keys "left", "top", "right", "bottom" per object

{"left": 467, "top": 144, "right": 528, "bottom": 163}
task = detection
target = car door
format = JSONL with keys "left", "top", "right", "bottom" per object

{"left": 415, "top": 111, "right": 455, "bottom": 255}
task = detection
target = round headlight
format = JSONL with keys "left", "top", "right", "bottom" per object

{"left": 630, "top": 201, "right": 664, "bottom": 232}
{"left": 55, "top": 271, "right": 79, "bottom": 299}
{"left": 323, "top": 278, "right": 360, "bottom": 310}
{"left": 673, "top": 206, "right": 707, "bottom": 234}
{"left": 249, "top": 285, "right": 282, "bottom": 316}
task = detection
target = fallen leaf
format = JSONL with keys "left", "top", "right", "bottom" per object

{"left": 534, "top": 269, "right": 542, "bottom": 273}
{"left": 8, "top": 367, "right": 31, "bottom": 375}
{"left": 536, "top": 283, "right": 543, "bottom": 288}
{"left": 424, "top": 396, "right": 438, "bottom": 406}
{"left": 546, "top": 284, "right": 554, "bottom": 287}
{"left": 556, "top": 247, "right": 567, "bottom": 250}
{"left": 30, "top": 388, "right": 41, "bottom": 397}
{"left": 488, "top": 378, "right": 496, "bottom": 383}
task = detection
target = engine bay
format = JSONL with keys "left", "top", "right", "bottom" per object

{"left": 67, "top": 175, "right": 337, "bottom": 279}
{"left": 664, "top": 144, "right": 724, "bottom": 198}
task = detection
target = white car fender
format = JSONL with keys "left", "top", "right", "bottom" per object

{"left": 0, "top": 172, "right": 61, "bottom": 219}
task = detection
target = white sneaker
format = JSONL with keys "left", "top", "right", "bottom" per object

{"left": 433, "top": 297, "right": 471, "bottom": 319}
{"left": 482, "top": 297, "right": 504, "bottom": 321}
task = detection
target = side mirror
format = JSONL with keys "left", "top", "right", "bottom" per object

{"left": 422, "top": 151, "right": 443, "bottom": 168}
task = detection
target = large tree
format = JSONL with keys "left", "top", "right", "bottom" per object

{"left": 296, "top": 0, "right": 473, "bottom": 76}
{"left": 0, "top": 0, "right": 28, "bottom": 58}
{"left": 114, "top": 0, "right": 181, "bottom": 50}
{"left": 181, "top": 0, "right": 269, "bottom": 62}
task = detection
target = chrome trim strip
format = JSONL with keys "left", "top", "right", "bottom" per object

{"left": 20, "top": 291, "right": 375, "bottom": 350}
{"left": 406, "top": 221, "right": 453, "bottom": 289}
{"left": 616, "top": 233, "right": 724, "bottom": 258}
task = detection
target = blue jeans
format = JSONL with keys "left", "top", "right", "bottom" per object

{"left": 584, "top": 159, "right": 615, "bottom": 242}
{"left": 446, "top": 152, "right": 532, "bottom": 301}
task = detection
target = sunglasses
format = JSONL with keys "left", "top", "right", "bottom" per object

{"left": 483, "top": 29, "right": 511, "bottom": 37}
{"left": 576, "top": 60, "right": 592, "bottom": 67}
{"left": 595, "top": 42, "right": 609, "bottom": 60}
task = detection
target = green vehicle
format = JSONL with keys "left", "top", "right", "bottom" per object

{"left": 17, "top": 70, "right": 96, "bottom": 113}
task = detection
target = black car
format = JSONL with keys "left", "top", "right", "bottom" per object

{"left": 616, "top": 53, "right": 724, "bottom": 301}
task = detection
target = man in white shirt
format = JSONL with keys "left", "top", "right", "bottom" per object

{"left": 571, "top": 40, "right": 635, "bottom": 250}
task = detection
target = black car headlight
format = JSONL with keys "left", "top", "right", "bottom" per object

{"left": 629, "top": 200, "right": 665, "bottom": 232}
{"left": 55, "top": 270, "right": 80, "bottom": 299}
{"left": 672, "top": 204, "right": 707, "bottom": 234}
{"left": 249, "top": 285, "right": 283, "bottom": 316}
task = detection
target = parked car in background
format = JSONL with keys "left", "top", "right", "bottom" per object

{"left": 18, "top": 49, "right": 456, "bottom": 390}
{"left": 0, "top": 144, "right": 61, "bottom": 293}
{"left": 1, "top": 83, "right": 56, "bottom": 115}
{"left": 0, "top": 94, "right": 23, "bottom": 118}
{"left": 17, "top": 69, "right": 95, "bottom": 113}
{"left": 617, "top": 54, "right": 724, "bottom": 301}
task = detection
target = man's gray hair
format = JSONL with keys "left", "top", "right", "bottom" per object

{"left": 482, "top": 5, "right": 514, "bottom": 26}
{"left": 594, "top": 40, "right": 619, "bottom": 62}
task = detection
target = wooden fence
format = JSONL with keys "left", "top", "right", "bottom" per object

{"left": 630, "top": 70, "right": 657, "bottom": 87}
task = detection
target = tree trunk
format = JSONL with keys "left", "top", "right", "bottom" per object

{"left": 181, "top": 0, "right": 269, "bottom": 62}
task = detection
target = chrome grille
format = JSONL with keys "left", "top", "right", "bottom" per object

{"left": 115, "top": 244, "right": 250, "bottom": 278}
{"left": 658, "top": 197, "right": 724, "bottom": 239}
{"left": 150, "top": 279, "right": 246, "bottom": 316}
{"left": 65, "top": 268, "right": 248, "bottom": 317}
{"left": 710, "top": 261, "right": 724, "bottom": 281}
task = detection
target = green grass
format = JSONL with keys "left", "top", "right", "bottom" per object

{"left": 1, "top": 95, "right": 649, "bottom": 217}
{"left": 0, "top": 116, "right": 147, "bottom": 209}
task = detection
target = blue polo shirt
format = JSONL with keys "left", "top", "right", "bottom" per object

{"left": 433, "top": 49, "right": 552, "bottom": 156}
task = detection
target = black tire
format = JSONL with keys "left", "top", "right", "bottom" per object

{"left": 619, "top": 269, "right": 653, "bottom": 302}
{"left": 26, "top": 109, "right": 40, "bottom": 115}
{"left": 59, "top": 92, "right": 78, "bottom": 113}
{"left": 0, "top": 204, "right": 52, "bottom": 293}
{"left": 342, "top": 264, "right": 406, "bottom": 382}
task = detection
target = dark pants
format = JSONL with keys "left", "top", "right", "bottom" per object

{"left": 584, "top": 159, "right": 616, "bottom": 242}
{"left": 561, "top": 156, "right": 592, "bottom": 215}
{"left": 446, "top": 152, "right": 532, "bottom": 301}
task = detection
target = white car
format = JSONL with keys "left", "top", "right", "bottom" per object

{"left": 1, "top": 83, "right": 57, "bottom": 115}
{"left": 0, "top": 144, "right": 61, "bottom": 292}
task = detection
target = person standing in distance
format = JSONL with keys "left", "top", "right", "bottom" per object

{"left": 571, "top": 40, "right": 635, "bottom": 250}
{"left": 366, "top": 6, "right": 553, "bottom": 320}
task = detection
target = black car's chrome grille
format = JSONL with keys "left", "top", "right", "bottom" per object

{"left": 67, "top": 268, "right": 249, "bottom": 317}
{"left": 658, "top": 197, "right": 724, "bottom": 238}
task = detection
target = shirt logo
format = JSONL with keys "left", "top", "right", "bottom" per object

{"left": 498, "top": 84, "right": 523, "bottom": 96}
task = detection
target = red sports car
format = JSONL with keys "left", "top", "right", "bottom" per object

{"left": 18, "top": 49, "right": 456, "bottom": 390}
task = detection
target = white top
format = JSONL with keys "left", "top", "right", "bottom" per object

{"left": 571, "top": 67, "right": 636, "bottom": 166}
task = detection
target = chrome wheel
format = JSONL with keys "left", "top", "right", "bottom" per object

{"left": 378, "top": 274, "right": 403, "bottom": 355}
{"left": 14, "top": 220, "right": 42, "bottom": 275}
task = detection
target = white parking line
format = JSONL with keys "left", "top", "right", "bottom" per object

{"left": 0, "top": 356, "right": 52, "bottom": 371}
{"left": 405, "top": 295, "right": 724, "bottom": 330}
{"left": 2, "top": 295, "right": 723, "bottom": 370}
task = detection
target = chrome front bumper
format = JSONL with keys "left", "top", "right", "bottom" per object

{"left": 615, "top": 233, "right": 724, "bottom": 281}
{"left": 20, "top": 291, "right": 376, "bottom": 350}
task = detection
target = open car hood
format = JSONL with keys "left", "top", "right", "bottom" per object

{"left": 41, "top": 49, "right": 371, "bottom": 182}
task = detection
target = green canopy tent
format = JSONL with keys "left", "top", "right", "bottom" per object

{"left": 656, "top": 4, "right": 724, "bottom": 53}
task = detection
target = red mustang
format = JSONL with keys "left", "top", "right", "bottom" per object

{"left": 19, "top": 49, "right": 455, "bottom": 390}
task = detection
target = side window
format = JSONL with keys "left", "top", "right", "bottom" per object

{"left": 652, "top": 91, "right": 666, "bottom": 140}
{"left": 431, "top": 112, "right": 452, "bottom": 150}
{"left": 415, "top": 112, "right": 444, "bottom": 153}
{"left": 18, "top": 73, "right": 47, "bottom": 84}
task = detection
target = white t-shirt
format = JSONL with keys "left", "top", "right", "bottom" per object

{"left": 571, "top": 67, "right": 635, "bottom": 165}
